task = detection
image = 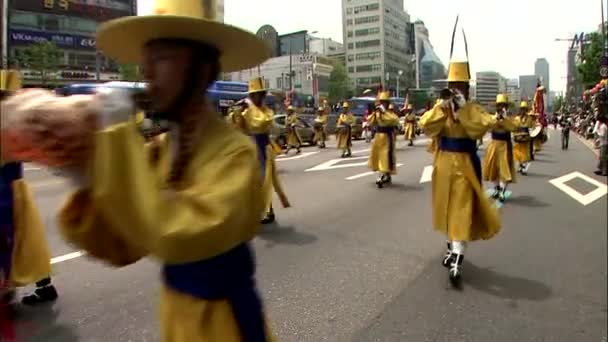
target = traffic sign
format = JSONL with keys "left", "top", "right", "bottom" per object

{"left": 600, "top": 65, "right": 608, "bottom": 78}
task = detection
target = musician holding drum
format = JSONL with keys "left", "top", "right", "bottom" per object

{"left": 513, "top": 101, "right": 535, "bottom": 175}
{"left": 336, "top": 102, "right": 355, "bottom": 158}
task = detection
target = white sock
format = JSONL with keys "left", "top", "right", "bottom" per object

{"left": 451, "top": 241, "right": 467, "bottom": 255}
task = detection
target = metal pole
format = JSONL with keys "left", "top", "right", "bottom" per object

{"left": 289, "top": 40, "right": 293, "bottom": 90}
{"left": 95, "top": 51, "right": 101, "bottom": 81}
{"left": 1, "top": 0, "right": 9, "bottom": 68}
{"left": 602, "top": 0, "right": 607, "bottom": 55}
{"left": 397, "top": 76, "right": 400, "bottom": 98}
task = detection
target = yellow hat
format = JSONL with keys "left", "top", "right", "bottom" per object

{"left": 496, "top": 94, "right": 508, "bottom": 104}
{"left": 406, "top": 104, "right": 413, "bottom": 110}
{"left": 342, "top": 101, "right": 350, "bottom": 108}
{"left": 318, "top": 106, "right": 325, "bottom": 112}
{"left": 0, "top": 70, "right": 22, "bottom": 92}
{"left": 388, "top": 104, "right": 395, "bottom": 110}
{"left": 520, "top": 101, "right": 529, "bottom": 109}
{"left": 95, "top": 0, "right": 269, "bottom": 72}
{"left": 287, "top": 105, "right": 294, "bottom": 111}
{"left": 377, "top": 91, "right": 391, "bottom": 101}
{"left": 447, "top": 61, "right": 470, "bottom": 82}
{"left": 435, "top": 99, "right": 442, "bottom": 105}
{"left": 248, "top": 77, "right": 267, "bottom": 93}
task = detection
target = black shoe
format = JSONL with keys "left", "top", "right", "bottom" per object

{"left": 346, "top": 150, "right": 352, "bottom": 157}
{"left": 442, "top": 242, "right": 454, "bottom": 268}
{"left": 296, "top": 149, "right": 301, "bottom": 155}
{"left": 448, "top": 254, "right": 464, "bottom": 286}
{"left": 491, "top": 186, "right": 501, "bottom": 199}
{"left": 594, "top": 170, "right": 608, "bottom": 176}
{"left": 21, "top": 285, "right": 58, "bottom": 306}
{"left": 408, "top": 141, "right": 414, "bottom": 146}
{"left": 261, "top": 213, "right": 275, "bottom": 225}
{"left": 376, "top": 177, "right": 384, "bottom": 188}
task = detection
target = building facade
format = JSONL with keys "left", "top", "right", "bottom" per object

{"left": 342, "top": 0, "right": 414, "bottom": 96}
{"left": 227, "top": 53, "right": 334, "bottom": 103}
{"left": 6, "top": 0, "right": 136, "bottom": 85}
{"left": 475, "top": 71, "right": 502, "bottom": 111}
{"left": 534, "top": 58, "right": 549, "bottom": 92}
{"left": 309, "top": 37, "right": 344, "bottom": 57}
{"left": 519, "top": 75, "right": 537, "bottom": 102}
{"left": 414, "top": 20, "right": 445, "bottom": 90}
{"left": 506, "top": 78, "right": 521, "bottom": 104}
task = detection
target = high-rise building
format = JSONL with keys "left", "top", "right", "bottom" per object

{"left": 506, "top": 78, "right": 521, "bottom": 104}
{"left": 309, "top": 37, "right": 344, "bottom": 57}
{"left": 342, "top": 0, "right": 414, "bottom": 96}
{"left": 534, "top": 58, "right": 549, "bottom": 92}
{"left": 216, "top": 0, "right": 224, "bottom": 23}
{"left": 413, "top": 20, "right": 446, "bottom": 90}
{"left": 519, "top": 75, "right": 537, "bottom": 101}
{"left": 7, "top": 0, "right": 136, "bottom": 85}
{"left": 475, "top": 71, "right": 502, "bottom": 111}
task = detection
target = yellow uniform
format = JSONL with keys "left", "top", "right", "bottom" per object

{"left": 368, "top": 109, "right": 399, "bottom": 174}
{"left": 58, "top": 115, "right": 274, "bottom": 341}
{"left": 513, "top": 114, "right": 534, "bottom": 164}
{"left": 482, "top": 115, "right": 518, "bottom": 183}
{"left": 285, "top": 113, "right": 302, "bottom": 149}
{"left": 242, "top": 103, "right": 290, "bottom": 215}
{"left": 226, "top": 108, "right": 246, "bottom": 133}
{"left": 419, "top": 103, "right": 501, "bottom": 242}
{"left": 313, "top": 113, "right": 328, "bottom": 147}
{"left": 336, "top": 113, "right": 355, "bottom": 150}
{"left": 404, "top": 112, "right": 417, "bottom": 141}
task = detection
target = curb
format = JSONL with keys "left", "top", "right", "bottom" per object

{"left": 575, "top": 134, "right": 600, "bottom": 157}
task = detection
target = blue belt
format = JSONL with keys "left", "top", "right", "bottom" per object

{"left": 163, "top": 243, "right": 267, "bottom": 342}
{"left": 376, "top": 126, "right": 396, "bottom": 170}
{"left": 0, "top": 162, "right": 22, "bottom": 281}
{"left": 518, "top": 127, "right": 529, "bottom": 133}
{"left": 439, "top": 137, "right": 481, "bottom": 184}
{"left": 491, "top": 131, "right": 514, "bottom": 173}
{"left": 251, "top": 134, "right": 270, "bottom": 180}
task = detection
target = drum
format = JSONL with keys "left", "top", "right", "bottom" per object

{"left": 529, "top": 124, "right": 542, "bottom": 139}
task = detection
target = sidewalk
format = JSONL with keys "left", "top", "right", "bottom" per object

{"left": 575, "top": 133, "right": 600, "bottom": 157}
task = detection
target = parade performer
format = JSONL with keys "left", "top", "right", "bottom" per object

{"left": 403, "top": 104, "right": 417, "bottom": 146}
{"left": 419, "top": 56, "right": 501, "bottom": 284}
{"left": 482, "top": 94, "right": 518, "bottom": 204}
{"left": 313, "top": 106, "right": 328, "bottom": 148}
{"left": 242, "top": 77, "right": 290, "bottom": 224}
{"left": 513, "top": 101, "right": 534, "bottom": 175}
{"left": 0, "top": 70, "right": 58, "bottom": 313}
{"left": 1, "top": 1, "right": 276, "bottom": 340}
{"left": 532, "top": 82, "right": 548, "bottom": 153}
{"left": 284, "top": 106, "right": 302, "bottom": 155}
{"left": 336, "top": 102, "right": 355, "bottom": 158}
{"left": 368, "top": 91, "right": 399, "bottom": 187}
{"left": 226, "top": 103, "right": 247, "bottom": 133}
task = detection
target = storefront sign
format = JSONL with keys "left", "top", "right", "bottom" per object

{"left": 10, "top": 29, "right": 96, "bottom": 50}
{"left": 12, "top": 0, "right": 134, "bottom": 20}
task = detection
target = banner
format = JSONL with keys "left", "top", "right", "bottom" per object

{"left": 9, "top": 29, "right": 96, "bottom": 50}
{"left": 12, "top": 0, "right": 134, "bottom": 21}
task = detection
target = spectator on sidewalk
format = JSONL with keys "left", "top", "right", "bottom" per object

{"left": 560, "top": 116, "right": 572, "bottom": 150}
{"left": 595, "top": 116, "right": 608, "bottom": 176}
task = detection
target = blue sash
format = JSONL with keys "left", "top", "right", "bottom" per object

{"left": 163, "top": 243, "right": 267, "bottom": 342}
{"left": 251, "top": 134, "right": 270, "bottom": 180}
{"left": 376, "top": 126, "right": 396, "bottom": 170}
{"left": 491, "top": 131, "right": 514, "bottom": 173}
{"left": 517, "top": 127, "right": 529, "bottom": 133}
{"left": 439, "top": 137, "right": 481, "bottom": 184}
{"left": 0, "top": 162, "right": 22, "bottom": 280}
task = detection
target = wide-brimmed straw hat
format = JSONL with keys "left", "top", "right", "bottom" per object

{"left": 96, "top": 0, "right": 270, "bottom": 72}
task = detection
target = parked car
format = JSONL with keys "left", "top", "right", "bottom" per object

{"left": 271, "top": 114, "right": 316, "bottom": 147}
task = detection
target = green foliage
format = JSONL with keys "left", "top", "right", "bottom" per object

{"left": 409, "top": 90, "right": 432, "bottom": 109}
{"left": 577, "top": 32, "right": 603, "bottom": 88}
{"left": 15, "top": 41, "right": 62, "bottom": 86}
{"left": 554, "top": 95, "right": 565, "bottom": 112}
{"left": 119, "top": 63, "right": 142, "bottom": 82}
{"left": 328, "top": 61, "right": 350, "bottom": 104}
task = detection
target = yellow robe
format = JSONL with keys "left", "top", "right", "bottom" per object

{"left": 404, "top": 113, "right": 417, "bottom": 140}
{"left": 336, "top": 113, "right": 355, "bottom": 149}
{"left": 242, "top": 104, "right": 290, "bottom": 213}
{"left": 313, "top": 114, "right": 328, "bottom": 143}
{"left": 226, "top": 109, "right": 246, "bottom": 134}
{"left": 368, "top": 109, "right": 399, "bottom": 174}
{"left": 8, "top": 177, "right": 52, "bottom": 287}
{"left": 285, "top": 114, "right": 302, "bottom": 147}
{"left": 513, "top": 115, "right": 534, "bottom": 163}
{"left": 58, "top": 115, "right": 274, "bottom": 341}
{"left": 482, "top": 115, "right": 518, "bottom": 183}
{"left": 419, "top": 103, "right": 501, "bottom": 242}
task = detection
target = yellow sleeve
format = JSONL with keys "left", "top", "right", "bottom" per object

{"left": 60, "top": 122, "right": 262, "bottom": 264}
{"left": 367, "top": 112, "right": 378, "bottom": 126}
{"left": 336, "top": 115, "right": 344, "bottom": 125}
{"left": 457, "top": 104, "right": 497, "bottom": 140}
{"left": 499, "top": 116, "right": 518, "bottom": 132}
{"left": 418, "top": 105, "right": 448, "bottom": 137}
{"left": 242, "top": 106, "right": 273, "bottom": 132}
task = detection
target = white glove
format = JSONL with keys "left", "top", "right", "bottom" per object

{"left": 452, "top": 104, "right": 460, "bottom": 121}
{"left": 96, "top": 87, "right": 135, "bottom": 129}
{"left": 440, "top": 99, "right": 451, "bottom": 109}
{"left": 453, "top": 90, "right": 466, "bottom": 108}
{"left": 244, "top": 97, "right": 254, "bottom": 106}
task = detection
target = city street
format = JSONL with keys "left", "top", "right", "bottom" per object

{"left": 12, "top": 130, "right": 608, "bottom": 342}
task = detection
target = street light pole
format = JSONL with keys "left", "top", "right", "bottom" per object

{"left": 397, "top": 69, "right": 403, "bottom": 98}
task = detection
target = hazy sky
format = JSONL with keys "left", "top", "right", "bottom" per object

{"left": 139, "top": 0, "right": 602, "bottom": 92}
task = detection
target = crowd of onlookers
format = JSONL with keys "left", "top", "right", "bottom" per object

{"left": 554, "top": 109, "right": 608, "bottom": 176}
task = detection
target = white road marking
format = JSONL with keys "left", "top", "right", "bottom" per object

{"left": 30, "top": 179, "right": 66, "bottom": 188}
{"left": 24, "top": 167, "right": 42, "bottom": 171}
{"left": 549, "top": 171, "right": 608, "bottom": 206}
{"left": 305, "top": 156, "right": 369, "bottom": 172}
{"left": 420, "top": 165, "right": 434, "bottom": 183}
{"left": 351, "top": 148, "right": 370, "bottom": 154}
{"left": 276, "top": 151, "right": 320, "bottom": 161}
{"left": 51, "top": 251, "right": 86, "bottom": 264}
{"left": 345, "top": 164, "right": 404, "bottom": 180}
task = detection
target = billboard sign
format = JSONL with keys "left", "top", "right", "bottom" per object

{"left": 10, "top": 29, "right": 96, "bottom": 50}
{"left": 12, "top": 0, "right": 134, "bottom": 21}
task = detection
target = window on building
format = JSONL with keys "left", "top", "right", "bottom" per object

{"left": 370, "top": 76, "right": 382, "bottom": 84}
{"left": 264, "top": 79, "right": 270, "bottom": 89}
{"left": 355, "top": 51, "right": 381, "bottom": 61}
{"left": 355, "top": 40, "right": 380, "bottom": 49}
{"left": 347, "top": 31, "right": 353, "bottom": 38}
{"left": 356, "top": 64, "right": 382, "bottom": 72}
{"left": 277, "top": 77, "right": 283, "bottom": 89}
{"left": 346, "top": 19, "right": 353, "bottom": 26}
{"left": 354, "top": 3, "right": 379, "bottom": 13}
{"left": 348, "top": 67, "right": 354, "bottom": 73}
{"left": 358, "top": 77, "right": 371, "bottom": 85}
{"left": 355, "top": 27, "right": 380, "bottom": 37}
{"left": 347, "top": 54, "right": 354, "bottom": 62}
{"left": 354, "top": 15, "right": 379, "bottom": 25}
{"left": 346, "top": 8, "right": 353, "bottom": 14}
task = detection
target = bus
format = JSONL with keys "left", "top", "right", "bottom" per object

{"left": 349, "top": 96, "right": 406, "bottom": 116}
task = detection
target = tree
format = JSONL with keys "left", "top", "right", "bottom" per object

{"left": 119, "top": 63, "right": 142, "bottom": 82}
{"left": 409, "top": 89, "right": 432, "bottom": 109}
{"left": 15, "top": 41, "right": 62, "bottom": 86}
{"left": 554, "top": 95, "right": 565, "bottom": 112}
{"left": 328, "top": 61, "right": 350, "bottom": 104}
{"left": 577, "top": 32, "right": 603, "bottom": 88}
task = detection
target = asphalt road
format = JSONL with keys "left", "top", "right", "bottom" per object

{"left": 11, "top": 128, "right": 608, "bottom": 342}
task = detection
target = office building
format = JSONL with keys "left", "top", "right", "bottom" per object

{"left": 475, "top": 71, "right": 502, "bottom": 111}
{"left": 413, "top": 20, "right": 446, "bottom": 90}
{"left": 309, "top": 37, "right": 344, "bottom": 57}
{"left": 506, "top": 78, "right": 521, "bottom": 104}
{"left": 227, "top": 53, "right": 334, "bottom": 102}
{"left": 342, "top": 0, "right": 414, "bottom": 96}
{"left": 534, "top": 58, "right": 549, "bottom": 92}
{"left": 256, "top": 26, "right": 316, "bottom": 58}
{"left": 6, "top": 0, "right": 136, "bottom": 85}
{"left": 519, "top": 75, "right": 537, "bottom": 101}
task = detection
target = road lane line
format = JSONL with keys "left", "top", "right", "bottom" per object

{"left": 24, "top": 167, "right": 42, "bottom": 171}
{"left": 30, "top": 179, "right": 67, "bottom": 188}
{"left": 351, "top": 148, "right": 370, "bottom": 154}
{"left": 420, "top": 165, "right": 433, "bottom": 183}
{"left": 51, "top": 251, "right": 86, "bottom": 264}
{"left": 549, "top": 171, "right": 608, "bottom": 206}
{"left": 305, "top": 156, "right": 369, "bottom": 172}
{"left": 276, "top": 151, "right": 319, "bottom": 161}
{"left": 345, "top": 164, "right": 403, "bottom": 180}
